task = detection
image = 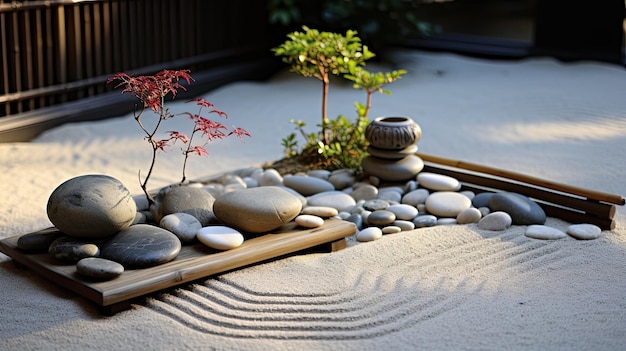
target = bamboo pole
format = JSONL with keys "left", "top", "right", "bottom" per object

{"left": 418, "top": 152, "right": 625, "bottom": 205}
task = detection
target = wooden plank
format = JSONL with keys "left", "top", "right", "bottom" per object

{"left": 0, "top": 219, "right": 356, "bottom": 308}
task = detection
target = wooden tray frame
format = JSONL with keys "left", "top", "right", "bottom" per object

{"left": 417, "top": 153, "right": 625, "bottom": 230}
{"left": 0, "top": 219, "right": 356, "bottom": 315}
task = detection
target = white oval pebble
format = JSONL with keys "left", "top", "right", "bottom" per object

{"left": 386, "top": 204, "right": 419, "bottom": 220}
{"left": 525, "top": 225, "right": 567, "bottom": 240}
{"left": 356, "top": 227, "right": 383, "bottom": 242}
{"left": 295, "top": 214, "right": 325, "bottom": 228}
{"left": 417, "top": 172, "right": 461, "bottom": 191}
{"left": 425, "top": 191, "right": 472, "bottom": 217}
{"left": 197, "top": 226, "right": 245, "bottom": 250}
{"left": 566, "top": 223, "right": 601, "bottom": 240}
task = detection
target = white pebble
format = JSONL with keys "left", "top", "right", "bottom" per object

{"left": 417, "top": 172, "right": 461, "bottom": 191}
{"left": 567, "top": 223, "right": 601, "bottom": 240}
{"left": 356, "top": 227, "right": 383, "bottom": 242}
{"left": 295, "top": 214, "right": 324, "bottom": 228}
{"left": 525, "top": 225, "right": 567, "bottom": 240}
{"left": 386, "top": 204, "right": 419, "bottom": 220}
{"left": 197, "top": 226, "right": 245, "bottom": 250}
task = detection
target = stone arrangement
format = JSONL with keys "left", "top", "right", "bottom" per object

{"left": 20, "top": 162, "right": 604, "bottom": 282}
{"left": 362, "top": 116, "right": 424, "bottom": 182}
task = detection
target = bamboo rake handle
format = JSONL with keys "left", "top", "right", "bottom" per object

{"left": 417, "top": 152, "right": 625, "bottom": 206}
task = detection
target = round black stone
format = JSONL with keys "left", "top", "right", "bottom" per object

{"left": 99, "top": 224, "right": 181, "bottom": 268}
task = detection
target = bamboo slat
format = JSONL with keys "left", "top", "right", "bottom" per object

{"left": 417, "top": 152, "right": 625, "bottom": 230}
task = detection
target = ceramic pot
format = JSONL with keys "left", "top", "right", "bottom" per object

{"left": 365, "top": 116, "right": 421, "bottom": 150}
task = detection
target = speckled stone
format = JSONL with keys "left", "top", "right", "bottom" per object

{"left": 17, "top": 228, "right": 64, "bottom": 253}
{"left": 46, "top": 174, "right": 137, "bottom": 238}
{"left": 76, "top": 257, "right": 124, "bottom": 280}
{"left": 48, "top": 236, "right": 100, "bottom": 263}
{"left": 213, "top": 186, "right": 303, "bottom": 233}
{"left": 99, "top": 224, "right": 181, "bottom": 268}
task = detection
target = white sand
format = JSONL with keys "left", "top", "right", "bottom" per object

{"left": 1, "top": 50, "right": 625, "bottom": 350}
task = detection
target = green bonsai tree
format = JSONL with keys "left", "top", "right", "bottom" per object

{"left": 273, "top": 26, "right": 406, "bottom": 171}
{"left": 272, "top": 26, "right": 374, "bottom": 145}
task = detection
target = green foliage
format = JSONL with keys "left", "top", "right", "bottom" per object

{"left": 273, "top": 27, "right": 407, "bottom": 172}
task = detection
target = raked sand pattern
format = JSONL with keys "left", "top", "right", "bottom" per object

{"left": 145, "top": 221, "right": 573, "bottom": 340}
{"left": 2, "top": 50, "right": 626, "bottom": 350}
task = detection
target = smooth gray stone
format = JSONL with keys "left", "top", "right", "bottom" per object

{"left": 472, "top": 192, "right": 495, "bottom": 208}
{"left": 159, "top": 186, "right": 217, "bottom": 226}
{"left": 48, "top": 236, "right": 100, "bottom": 263}
{"left": 306, "top": 191, "right": 357, "bottom": 211}
{"left": 350, "top": 184, "right": 379, "bottom": 202}
{"left": 46, "top": 174, "right": 137, "bottom": 238}
{"left": 99, "top": 224, "right": 181, "bottom": 268}
{"left": 213, "top": 186, "right": 303, "bottom": 233}
{"left": 328, "top": 170, "right": 356, "bottom": 190}
{"left": 367, "top": 144, "right": 418, "bottom": 160}
{"left": 392, "top": 220, "right": 415, "bottom": 231}
{"left": 456, "top": 208, "right": 483, "bottom": 224}
{"left": 345, "top": 213, "right": 364, "bottom": 230}
{"left": 361, "top": 154, "right": 424, "bottom": 182}
{"left": 17, "top": 228, "right": 63, "bottom": 253}
{"left": 367, "top": 210, "right": 396, "bottom": 226}
{"left": 489, "top": 192, "right": 546, "bottom": 225}
{"left": 76, "top": 257, "right": 124, "bottom": 280}
{"left": 402, "top": 188, "right": 430, "bottom": 206}
{"left": 282, "top": 175, "right": 335, "bottom": 196}
{"left": 413, "top": 214, "right": 438, "bottom": 228}
{"left": 477, "top": 211, "right": 512, "bottom": 231}
{"left": 159, "top": 212, "right": 202, "bottom": 244}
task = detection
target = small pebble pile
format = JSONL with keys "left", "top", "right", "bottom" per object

{"left": 18, "top": 168, "right": 603, "bottom": 281}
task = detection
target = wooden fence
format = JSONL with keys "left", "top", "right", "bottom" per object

{"left": 0, "top": 0, "right": 273, "bottom": 120}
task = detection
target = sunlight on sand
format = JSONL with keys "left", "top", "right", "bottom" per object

{"left": 480, "top": 116, "right": 626, "bottom": 143}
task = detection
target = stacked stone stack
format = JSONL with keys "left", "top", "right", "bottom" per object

{"left": 361, "top": 116, "right": 424, "bottom": 182}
